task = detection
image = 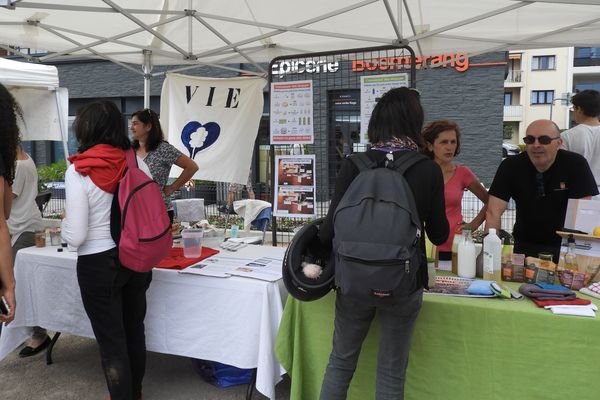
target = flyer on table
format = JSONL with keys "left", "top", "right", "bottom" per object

{"left": 274, "top": 155, "right": 316, "bottom": 218}
{"left": 270, "top": 80, "right": 314, "bottom": 144}
{"left": 360, "top": 73, "right": 409, "bottom": 143}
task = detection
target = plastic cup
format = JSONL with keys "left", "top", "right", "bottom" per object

{"left": 230, "top": 225, "right": 239, "bottom": 238}
{"left": 34, "top": 230, "right": 46, "bottom": 247}
{"left": 181, "top": 229, "right": 203, "bottom": 258}
{"left": 49, "top": 228, "right": 62, "bottom": 246}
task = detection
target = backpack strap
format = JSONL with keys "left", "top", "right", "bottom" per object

{"left": 348, "top": 152, "right": 377, "bottom": 172}
{"left": 390, "top": 151, "right": 426, "bottom": 175}
{"left": 125, "top": 148, "right": 139, "bottom": 169}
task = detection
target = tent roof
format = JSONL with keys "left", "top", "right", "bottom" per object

{"left": 0, "top": 56, "right": 59, "bottom": 88}
{"left": 1, "top": 0, "right": 599, "bottom": 76}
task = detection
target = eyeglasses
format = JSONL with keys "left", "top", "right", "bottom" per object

{"left": 523, "top": 135, "right": 560, "bottom": 145}
{"left": 535, "top": 172, "right": 545, "bottom": 198}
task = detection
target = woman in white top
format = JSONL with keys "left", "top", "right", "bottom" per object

{"left": 7, "top": 145, "right": 48, "bottom": 357}
{"left": 61, "top": 101, "right": 150, "bottom": 400}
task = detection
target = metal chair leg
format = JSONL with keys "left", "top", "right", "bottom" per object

{"left": 245, "top": 368, "right": 257, "bottom": 400}
{"left": 46, "top": 331, "right": 61, "bottom": 365}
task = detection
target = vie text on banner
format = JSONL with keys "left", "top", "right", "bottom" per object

{"left": 160, "top": 74, "right": 266, "bottom": 184}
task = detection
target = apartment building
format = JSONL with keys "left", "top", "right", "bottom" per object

{"left": 504, "top": 47, "right": 600, "bottom": 144}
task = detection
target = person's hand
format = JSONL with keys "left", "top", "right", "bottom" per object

{"left": 0, "top": 287, "right": 16, "bottom": 325}
{"left": 163, "top": 184, "right": 176, "bottom": 198}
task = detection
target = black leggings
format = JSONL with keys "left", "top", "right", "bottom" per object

{"left": 77, "top": 248, "right": 152, "bottom": 400}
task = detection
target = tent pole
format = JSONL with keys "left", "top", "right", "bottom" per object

{"left": 143, "top": 49, "right": 153, "bottom": 108}
{"left": 54, "top": 89, "right": 70, "bottom": 163}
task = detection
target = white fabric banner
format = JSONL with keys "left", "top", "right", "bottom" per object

{"left": 160, "top": 73, "right": 266, "bottom": 184}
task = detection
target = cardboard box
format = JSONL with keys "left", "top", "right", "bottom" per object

{"left": 557, "top": 231, "right": 600, "bottom": 282}
{"left": 563, "top": 199, "right": 600, "bottom": 235}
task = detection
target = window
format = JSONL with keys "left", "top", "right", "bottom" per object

{"left": 532, "top": 55, "right": 555, "bottom": 70}
{"left": 574, "top": 47, "right": 600, "bottom": 67}
{"left": 531, "top": 90, "right": 554, "bottom": 105}
{"left": 504, "top": 92, "right": 512, "bottom": 106}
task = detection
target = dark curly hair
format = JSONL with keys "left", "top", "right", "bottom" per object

{"left": 73, "top": 101, "right": 131, "bottom": 153}
{"left": 131, "top": 108, "right": 164, "bottom": 152}
{"left": 0, "top": 83, "right": 22, "bottom": 185}
{"left": 422, "top": 119, "right": 462, "bottom": 159}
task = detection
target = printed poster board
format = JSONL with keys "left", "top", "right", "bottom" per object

{"left": 274, "top": 155, "right": 316, "bottom": 218}
{"left": 270, "top": 80, "right": 314, "bottom": 144}
{"left": 360, "top": 73, "right": 409, "bottom": 143}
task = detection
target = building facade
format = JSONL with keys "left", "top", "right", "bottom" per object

{"left": 503, "top": 46, "right": 600, "bottom": 143}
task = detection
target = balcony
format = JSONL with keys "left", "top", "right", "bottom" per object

{"left": 503, "top": 105, "right": 522, "bottom": 121}
{"left": 504, "top": 70, "right": 523, "bottom": 87}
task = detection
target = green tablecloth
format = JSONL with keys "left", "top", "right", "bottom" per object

{"left": 275, "top": 285, "right": 600, "bottom": 400}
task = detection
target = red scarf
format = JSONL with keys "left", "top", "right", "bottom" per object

{"left": 68, "top": 144, "right": 127, "bottom": 194}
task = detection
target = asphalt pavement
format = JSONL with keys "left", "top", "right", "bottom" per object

{"left": 0, "top": 332, "right": 291, "bottom": 400}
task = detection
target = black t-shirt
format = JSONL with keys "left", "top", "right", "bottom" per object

{"left": 320, "top": 149, "right": 449, "bottom": 290}
{"left": 0, "top": 152, "right": 5, "bottom": 180}
{"left": 489, "top": 149, "right": 598, "bottom": 257}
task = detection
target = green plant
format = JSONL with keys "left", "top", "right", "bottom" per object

{"left": 502, "top": 123, "right": 513, "bottom": 140}
{"left": 37, "top": 160, "right": 67, "bottom": 191}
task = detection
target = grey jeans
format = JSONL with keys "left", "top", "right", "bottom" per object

{"left": 320, "top": 289, "right": 423, "bottom": 400}
{"left": 11, "top": 232, "right": 48, "bottom": 342}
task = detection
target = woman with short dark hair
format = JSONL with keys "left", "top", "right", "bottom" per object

{"left": 62, "top": 101, "right": 151, "bottom": 400}
{"left": 422, "top": 119, "right": 488, "bottom": 260}
{"left": 319, "top": 87, "right": 448, "bottom": 399}
{"left": 0, "top": 83, "right": 20, "bottom": 327}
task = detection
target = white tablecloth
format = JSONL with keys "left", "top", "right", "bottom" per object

{"left": 0, "top": 244, "right": 287, "bottom": 400}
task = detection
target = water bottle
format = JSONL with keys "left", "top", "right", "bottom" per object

{"left": 457, "top": 228, "right": 476, "bottom": 278}
{"left": 483, "top": 228, "right": 502, "bottom": 281}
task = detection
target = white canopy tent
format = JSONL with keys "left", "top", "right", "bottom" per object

{"left": 1, "top": 0, "right": 599, "bottom": 106}
{"left": 0, "top": 57, "right": 69, "bottom": 158}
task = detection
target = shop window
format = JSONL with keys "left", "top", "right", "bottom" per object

{"left": 531, "top": 90, "right": 554, "bottom": 105}
{"left": 531, "top": 55, "right": 555, "bottom": 71}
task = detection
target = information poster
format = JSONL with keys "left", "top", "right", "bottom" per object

{"left": 270, "top": 80, "right": 314, "bottom": 144}
{"left": 274, "top": 155, "right": 316, "bottom": 218}
{"left": 360, "top": 73, "right": 409, "bottom": 143}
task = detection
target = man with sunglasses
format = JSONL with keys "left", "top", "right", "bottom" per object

{"left": 486, "top": 119, "right": 598, "bottom": 262}
{"left": 560, "top": 90, "right": 600, "bottom": 197}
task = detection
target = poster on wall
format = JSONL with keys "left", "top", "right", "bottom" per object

{"left": 274, "top": 155, "right": 316, "bottom": 218}
{"left": 270, "top": 80, "right": 314, "bottom": 145}
{"left": 359, "top": 73, "right": 409, "bottom": 143}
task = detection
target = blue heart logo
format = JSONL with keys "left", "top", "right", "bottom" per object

{"left": 181, "top": 121, "right": 221, "bottom": 159}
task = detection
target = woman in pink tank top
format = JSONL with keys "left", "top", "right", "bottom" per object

{"left": 423, "top": 120, "right": 489, "bottom": 259}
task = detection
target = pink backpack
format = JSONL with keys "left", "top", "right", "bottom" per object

{"left": 111, "top": 148, "right": 172, "bottom": 272}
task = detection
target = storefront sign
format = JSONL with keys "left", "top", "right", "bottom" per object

{"left": 353, "top": 53, "right": 470, "bottom": 73}
{"left": 271, "top": 60, "right": 339, "bottom": 78}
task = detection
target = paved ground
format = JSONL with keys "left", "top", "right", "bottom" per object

{"left": 0, "top": 333, "right": 291, "bottom": 400}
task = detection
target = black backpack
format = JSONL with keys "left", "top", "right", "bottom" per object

{"left": 332, "top": 151, "right": 425, "bottom": 304}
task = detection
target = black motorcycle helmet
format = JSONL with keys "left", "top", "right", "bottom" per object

{"left": 282, "top": 218, "right": 335, "bottom": 301}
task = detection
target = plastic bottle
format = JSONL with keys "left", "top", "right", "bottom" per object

{"left": 451, "top": 227, "right": 463, "bottom": 275}
{"left": 564, "top": 234, "right": 578, "bottom": 271}
{"left": 501, "top": 236, "right": 513, "bottom": 265}
{"left": 483, "top": 228, "right": 502, "bottom": 281}
{"left": 457, "top": 228, "right": 476, "bottom": 278}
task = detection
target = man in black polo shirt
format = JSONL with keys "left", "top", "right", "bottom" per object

{"left": 486, "top": 119, "right": 598, "bottom": 262}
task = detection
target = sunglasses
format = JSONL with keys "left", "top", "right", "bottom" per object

{"left": 523, "top": 135, "right": 560, "bottom": 145}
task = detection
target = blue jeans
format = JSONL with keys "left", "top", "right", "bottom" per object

{"left": 320, "top": 289, "right": 423, "bottom": 400}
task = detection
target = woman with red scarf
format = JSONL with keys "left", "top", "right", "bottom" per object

{"left": 61, "top": 101, "right": 151, "bottom": 400}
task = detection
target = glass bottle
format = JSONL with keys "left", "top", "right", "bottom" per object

{"left": 457, "top": 228, "right": 476, "bottom": 279}
{"left": 564, "top": 234, "right": 578, "bottom": 271}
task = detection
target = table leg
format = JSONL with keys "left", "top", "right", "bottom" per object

{"left": 245, "top": 368, "right": 257, "bottom": 400}
{"left": 45, "top": 332, "right": 62, "bottom": 365}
